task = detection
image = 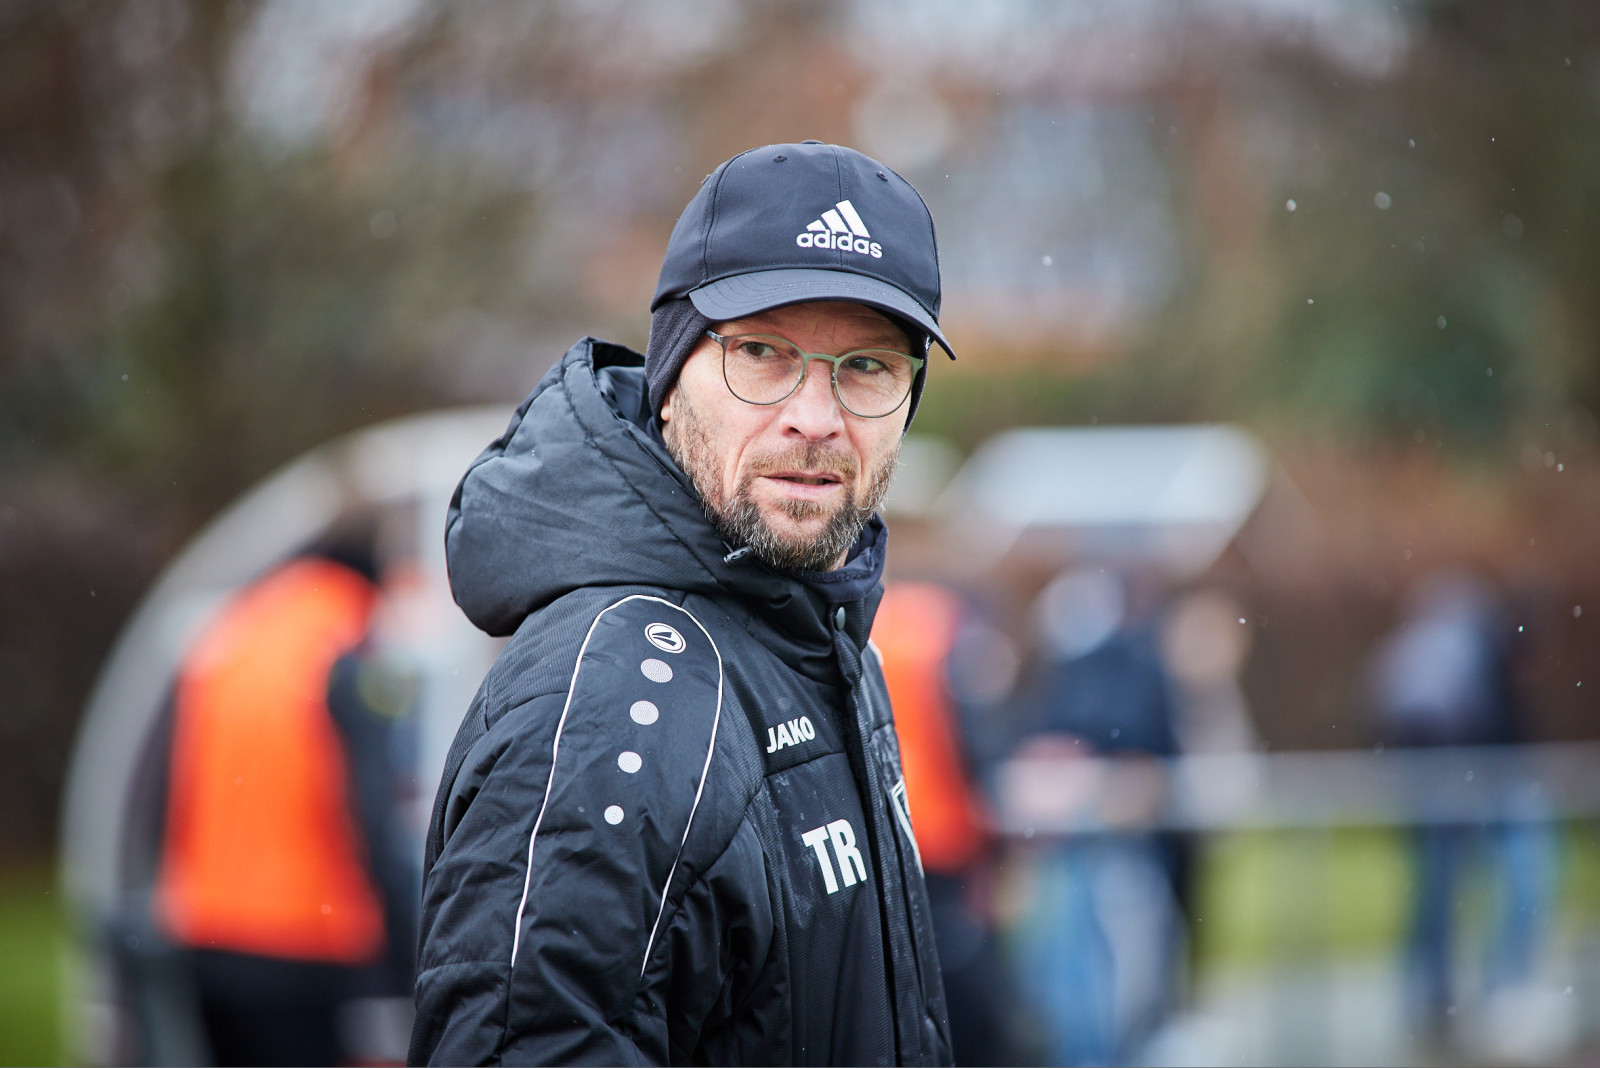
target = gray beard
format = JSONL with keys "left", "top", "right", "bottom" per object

{"left": 664, "top": 390, "right": 899, "bottom": 572}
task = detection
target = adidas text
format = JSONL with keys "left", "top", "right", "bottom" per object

{"left": 796, "top": 231, "right": 883, "bottom": 258}
{"left": 796, "top": 198, "right": 883, "bottom": 258}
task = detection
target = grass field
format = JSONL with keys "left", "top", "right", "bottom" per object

{"left": 0, "top": 864, "right": 66, "bottom": 1068}
{"left": 1194, "top": 822, "right": 1600, "bottom": 969}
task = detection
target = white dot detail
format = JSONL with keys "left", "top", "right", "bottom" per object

{"left": 641, "top": 658, "right": 673, "bottom": 683}
{"left": 618, "top": 751, "right": 642, "bottom": 774}
{"left": 604, "top": 805, "right": 624, "bottom": 825}
{"left": 630, "top": 700, "right": 659, "bottom": 725}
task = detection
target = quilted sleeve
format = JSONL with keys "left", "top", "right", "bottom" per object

{"left": 410, "top": 595, "right": 724, "bottom": 1066}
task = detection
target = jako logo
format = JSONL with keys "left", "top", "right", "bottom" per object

{"left": 796, "top": 199, "right": 883, "bottom": 258}
{"left": 644, "top": 622, "right": 685, "bottom": 653}
{"left": 765, "top": 715, "right": 816, "bottom": 754}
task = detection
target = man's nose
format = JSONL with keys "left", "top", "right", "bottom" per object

{"left": 780, "top": 356, "right": 847, "bottom": 438}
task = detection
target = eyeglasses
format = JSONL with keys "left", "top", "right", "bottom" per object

{"left": 703, "top": 330, "right": 925, "bottom": 419}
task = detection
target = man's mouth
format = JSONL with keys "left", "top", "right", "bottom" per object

{"left": 741, "top": 446, "right": 859, "bottom": 510}
{"left": 773, "top": 473, "right": 840, "bottom": 486}
{"left": 755, "top": 470, "right": 849, "bottom": 508}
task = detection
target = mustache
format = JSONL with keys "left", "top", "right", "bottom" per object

{"left": 743, "top": 442, "right": 859, "bottom": 482}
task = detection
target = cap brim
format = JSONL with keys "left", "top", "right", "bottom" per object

{"left": 689, "top": 269, "right": 956, "bottom": 360}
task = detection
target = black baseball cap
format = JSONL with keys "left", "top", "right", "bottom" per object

{"left": 651, "top": 141, "right": 956, "bottom": 360}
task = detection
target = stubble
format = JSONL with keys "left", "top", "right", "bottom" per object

{"left": 664, "top": 387, "right": 899, "bottom": 572}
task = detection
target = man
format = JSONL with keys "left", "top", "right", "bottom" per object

{"left": 410, "top": 141, "right": 956, "bottom": 1065}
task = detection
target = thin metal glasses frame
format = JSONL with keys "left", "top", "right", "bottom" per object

{"left": 703, "top": 329, "right": 925, "bottom": 419}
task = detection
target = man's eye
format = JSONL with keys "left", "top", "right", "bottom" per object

{"left": 844, "top": 353, "right": 892, "bottom": 375}
{"left": 737, "top": 341, "right": 780, "bottom": 360}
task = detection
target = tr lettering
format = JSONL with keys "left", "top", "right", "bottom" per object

{"left": 800, "top": 819, "right": 866, "bottom": 895}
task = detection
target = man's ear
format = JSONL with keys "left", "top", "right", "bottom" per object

{"left": 660, "top": 384, "right": 675, "bottom": 424}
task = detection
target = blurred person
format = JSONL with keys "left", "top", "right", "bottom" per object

{"left": 1026, "top": 567, "right": 1179, "bottom": 760}
{"left": 1158, "top": 587, "right": 1260, "bottom": 757}
{"left": 324, "top": 557, "right": 430, "bottom": 1058}
{"left": 1000, "top": 565, "right": 1187, "bottom": 1067}
{"left": 1366, "top": 566, "right": 1557, "bottom": 1048}
{"left": 150, "top": 527, "right": 419, "bottom": 1066}
{"left": 874, "top": 580, "right": 1026, "bottom": 1067}
{"left": 1157, "top": 586, "right": 1260, "bottom": 992}
{"left": 412, "top": 142, "right": 956, "bottom": 1065}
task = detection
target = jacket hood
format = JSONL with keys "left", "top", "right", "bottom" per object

{"left": 445, "top": 338, "right": 886, "bottom": 642}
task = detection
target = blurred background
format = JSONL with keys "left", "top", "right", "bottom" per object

{"left": 3, "top": 0, "right": 1599, "bottom": 1064}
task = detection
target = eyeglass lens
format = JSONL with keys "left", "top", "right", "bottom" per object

{"left": 719, "top": 334, "right": 916, "bottom": 418}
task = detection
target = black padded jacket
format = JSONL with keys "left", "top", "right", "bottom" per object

{"left": 408, "top": 338, "right": 951, "bottom": 1066}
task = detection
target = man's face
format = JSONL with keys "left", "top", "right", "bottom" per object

{"left": 661, "top": 301, "right": 910, "bottom": 572}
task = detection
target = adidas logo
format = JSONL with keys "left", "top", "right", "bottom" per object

{"left": 795, "top": 199, "right": 883, "bottom": 259}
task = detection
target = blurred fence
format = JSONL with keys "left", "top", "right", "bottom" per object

{"left": 996, "top": 742, "right": 1600, "bottom": 834}
{"left": 992, "top": 745, "right": 1599, "bottom": 1066}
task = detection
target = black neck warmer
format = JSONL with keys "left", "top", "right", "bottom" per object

{"left": 645, "top": 298, "right": 714, "bottom": 420}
